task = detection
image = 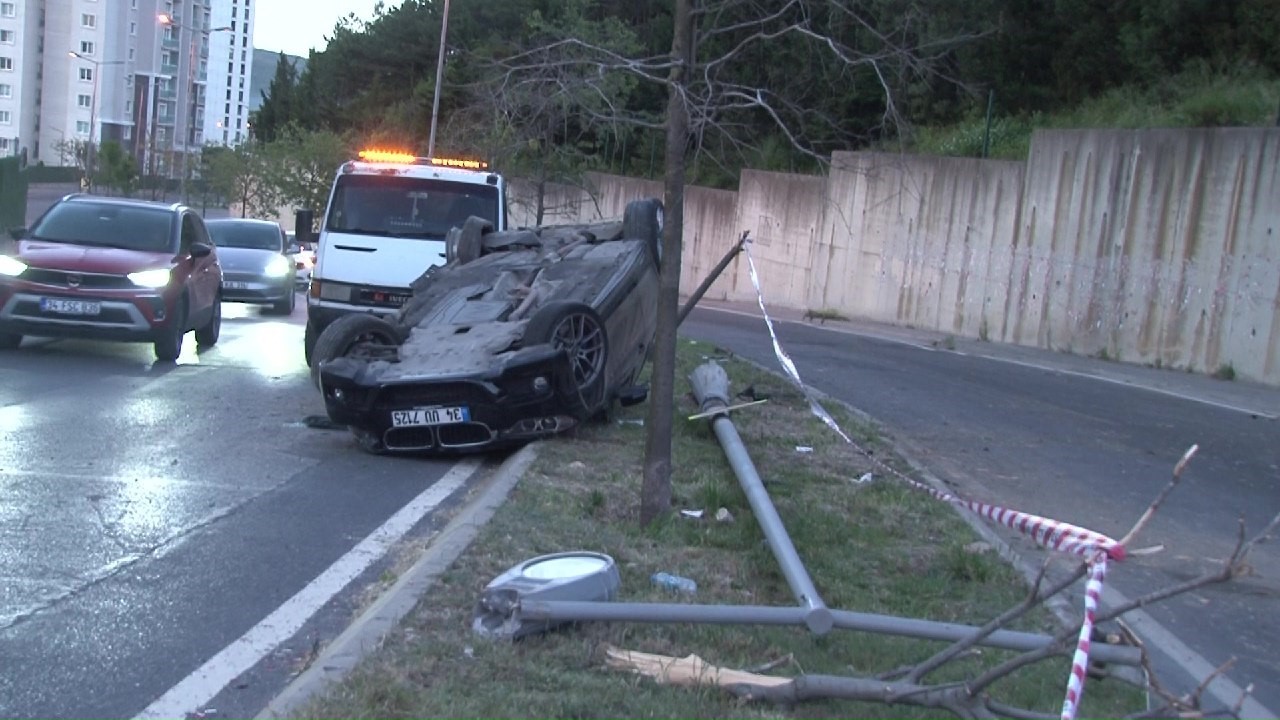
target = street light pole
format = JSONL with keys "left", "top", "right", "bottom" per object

{"left": 68, "top": 51, "right": 126, "bottom": 191}
{"left": 426, "top": 0, "right": 451, "bottom": 159}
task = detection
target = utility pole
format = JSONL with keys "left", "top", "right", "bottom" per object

{"left": 68, "top": 52, "right": 126, "bottom": 191}
{"left": 427, "top": 0, "right": 451, "bottom": 159}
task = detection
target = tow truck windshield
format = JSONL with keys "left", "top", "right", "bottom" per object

{"left": 325, "top": 174, "right": 499, "bottom": 239}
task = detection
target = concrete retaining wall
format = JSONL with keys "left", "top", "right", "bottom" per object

{"left": 513, "top": 127, "right": 1280, "bottom": 384}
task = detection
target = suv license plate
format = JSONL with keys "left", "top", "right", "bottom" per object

{"left": 40, "top": 298, "right": 102, "bottom": 315}
{"left": 391, "top": 406, "right": 469, "bottom": 427}
{"left": 223, "top": 281, "right": 250, "bottom": 290}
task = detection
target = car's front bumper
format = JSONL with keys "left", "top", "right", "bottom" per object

{"left": 221, "top": 274, "right": 294, "bottom": 304}
{"left": 318, "top": 346, "right": 586, "bottom": 454}
{"left": 0, "top": 288, "right": 170, "bottom": 341}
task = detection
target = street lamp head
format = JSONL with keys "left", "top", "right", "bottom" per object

{"left": 157, "top": 12, "right": 174, "bottom": 25}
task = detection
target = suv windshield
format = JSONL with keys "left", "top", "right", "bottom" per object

{"left": 29, "top": 203, "right": 174, "bottom": 252}
{"left": 207, "top": 222, "right": 282, "bottom": 251}
{"left": 325, "top": 175, "right": 499, "bottom": 239}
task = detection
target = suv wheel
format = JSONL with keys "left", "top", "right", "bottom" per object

{"left": 195, "top": 299, "right": 222, "bottom": 347}
{"left": 154, "top": 299, "right": 188, "bottom": 361}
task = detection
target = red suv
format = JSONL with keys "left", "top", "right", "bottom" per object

{"left": 0, "top": 195, "right": 223, "bottom": 361}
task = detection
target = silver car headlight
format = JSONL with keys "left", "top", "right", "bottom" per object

{"left": 0, "top": 255, "right": 27, "bottom": 277}
{"left": 264, "top": 255, "right": 291, "bottom": 278}
{"left": 128, "top": 268, "right": 173, "bottom": 288}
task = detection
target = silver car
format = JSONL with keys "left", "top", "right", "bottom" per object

{"left": 206, "top": 218, "right": 297, "bottom": 314}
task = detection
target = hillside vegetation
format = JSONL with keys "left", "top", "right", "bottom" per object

{"left": 250, "top": 0, "right": 1278, "bottom": 185}
{"left": 910, "top": 66, "right": 1280, "bottom": 160}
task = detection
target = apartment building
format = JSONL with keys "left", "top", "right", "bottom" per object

{"left": 0, "top": 0, "right": 254, "bottom": 175}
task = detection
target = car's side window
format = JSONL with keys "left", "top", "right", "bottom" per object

{"left": 195, "top": 218, "right": 213, "bottom": 247}
{"left": 180, "top": 214, "right": 198, "bottom": 253}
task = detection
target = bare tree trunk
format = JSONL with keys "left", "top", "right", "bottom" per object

{"left": 640, "top": 0, "right": 693, "bottom": 526}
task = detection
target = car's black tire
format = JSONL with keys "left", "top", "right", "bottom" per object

{"left": 623, "top": 197, "right": 664, "bottom": 267}
{"left": 524, "top": 301, "right": 609, "bottom": 415}
{"left": 195, "top": 299, "right": 221, "bottom": 347}
{"left": 445, "top": 216, "right": 491, "bottom": 265}
{"left": 271, "top": 290, "right": 295, "bottom": 315}
{"left": 310, "top": 313, "right": 401, "bottom": 390}
{"left": 304, "top": 318, "right": 320, "bottom": 366}
{"left": 0, "top": 331, "right": 22, "bottom": 350}
{"left": 154, "top": 297, "right": 187, "bottom": 362}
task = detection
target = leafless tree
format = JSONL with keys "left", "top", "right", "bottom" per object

{"left": 478, "top": 0, "right": 983, "bottom": 525}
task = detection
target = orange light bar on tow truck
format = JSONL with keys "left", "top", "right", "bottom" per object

{"left": 357, "top": 149, "right": 418, "bottom": 164}
{"left": 428, "top": 157, "right": 489, "bottom": 170}
{"left": 354, "top": 148, "right": 490, "bottom": 170}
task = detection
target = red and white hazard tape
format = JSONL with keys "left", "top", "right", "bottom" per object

{"left": 1062, "top": 555, "right": 1108, "bottom": 720}
{"left": 742, "top": 243, "right": 1121, "bottom": 719}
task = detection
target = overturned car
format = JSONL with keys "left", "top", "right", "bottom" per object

{"left": 312, "top": 198, "right": 664, "bottom": 454}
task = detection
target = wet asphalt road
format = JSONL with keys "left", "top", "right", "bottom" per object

{"left": 682, "top": 307, "right": 1280, "bottom": 716}
{"left": 0, "top": 299, "right": 468, "bottom": 718}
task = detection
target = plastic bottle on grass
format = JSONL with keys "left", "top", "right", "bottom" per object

{"left": 651, "top": 572, "right": 697, "bottom": 595}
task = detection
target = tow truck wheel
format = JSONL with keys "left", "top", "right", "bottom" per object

{"left": 304, "top": 318, "right": 320, "bottom": 367}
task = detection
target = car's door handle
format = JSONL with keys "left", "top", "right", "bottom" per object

{"left": 334, "top": 245, "right": 376, "bottom": 253}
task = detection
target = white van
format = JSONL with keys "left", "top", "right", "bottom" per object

{"left": 303, "top": 151, "right": 507, "bottom": 365}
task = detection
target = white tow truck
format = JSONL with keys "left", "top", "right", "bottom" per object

{"left": 302, "top": 150, "right": 508, "bottom": 365}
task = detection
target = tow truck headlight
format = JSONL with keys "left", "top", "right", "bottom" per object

{"left": 0, "top": 255, "right": 27, "bottom": 277}
{"left": 128, "top": 268, "right": 173, "bottom": 288}
{"left": 264, "top": 255, "right": 291, "bottom": 278}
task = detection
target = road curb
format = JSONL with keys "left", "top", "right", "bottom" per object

{"left": 256, "top": 444, "right": 540, "bottom": 719}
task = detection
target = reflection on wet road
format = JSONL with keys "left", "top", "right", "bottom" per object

{"left": 0, "top": 298, "right": 465, "bottom": 718}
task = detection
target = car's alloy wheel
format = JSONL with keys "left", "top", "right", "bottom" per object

{"left": 525, "top": 301, "right": 609, "bottom": 414}
{"left": 551, "top": 312, "right": 606, "bottom": 390}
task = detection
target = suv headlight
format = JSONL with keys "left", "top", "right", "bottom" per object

{"left": 128, "top": 268, "right": 173, "bottom": 288}
{"left": 0, "top": 255, "right": 27, "bottom": 277}
{"left": 264, "top": 255, "right": 291, "bottom": 278}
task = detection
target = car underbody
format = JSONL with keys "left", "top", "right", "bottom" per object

{"left": 314, "top": 199, "right": 664, "bottom": 454}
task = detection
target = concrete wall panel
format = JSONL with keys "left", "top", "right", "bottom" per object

{"left": 502, "top": 127, "right": 1280, "bottom": 385}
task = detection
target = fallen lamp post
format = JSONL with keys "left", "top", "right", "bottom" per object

{"left": 471, "top": 361, "right": 1141, "bottom": 669}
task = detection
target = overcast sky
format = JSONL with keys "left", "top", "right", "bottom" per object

{"left": 253, "top": 0, "right": 384, "bottom": 58}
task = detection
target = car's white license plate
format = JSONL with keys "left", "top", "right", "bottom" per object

{"left": 391, "top": 406, "right": 469, "bottom": 427}
{"left": 40, "top": 297, "right": 102, "bottom": 315}
{"left": 223, "top": 281, "right": 250, "bottom": 289}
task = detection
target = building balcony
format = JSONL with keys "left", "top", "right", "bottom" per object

{"left": 161, "top": 36, "right": 180, "bottom": 50}
{"left": 156, "top": 113, "right": 176, "bottom": 126}
{"left": 160, "top": 62, "right": 179, "bottom": 75}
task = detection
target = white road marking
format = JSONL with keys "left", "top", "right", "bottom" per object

{"left": 134, "top": 459, "right": 481, "bottom": 720}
